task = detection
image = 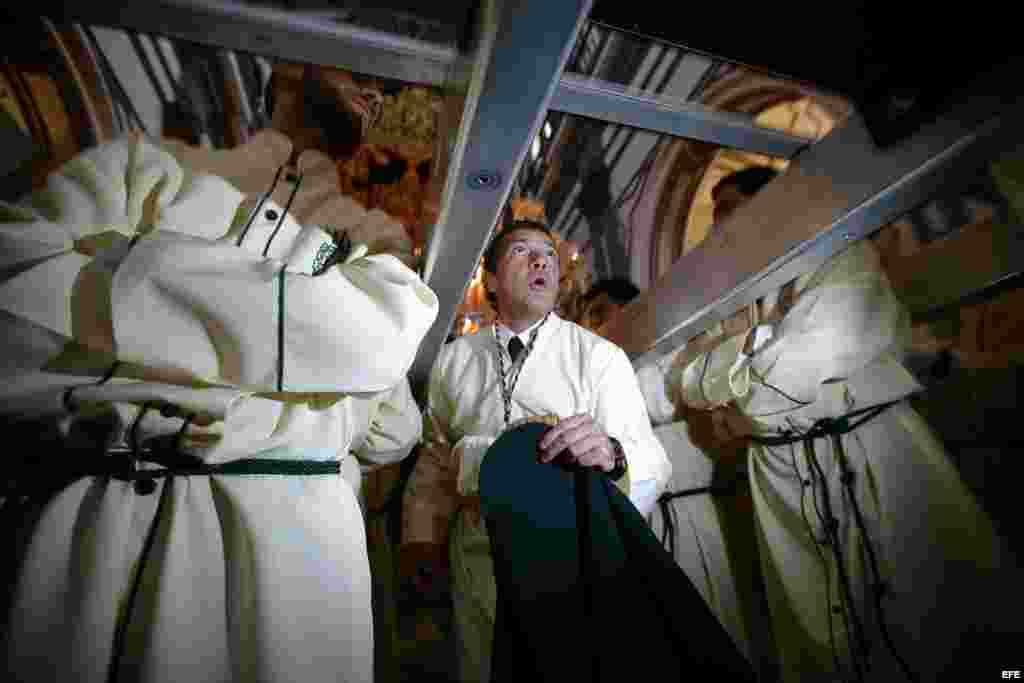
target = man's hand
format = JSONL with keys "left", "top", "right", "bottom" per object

{"left": 537, "top": 414, "right": 616, "bottom": 471}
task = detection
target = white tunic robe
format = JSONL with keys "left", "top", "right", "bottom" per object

{"left": 643, "top": 241, "right": 1023, "bottom": 682}
{"left": 0, "top": 135, "right": 438, "bottom": 683}
{"left": 0, "top": 135, "right": 436, "bottom": 393}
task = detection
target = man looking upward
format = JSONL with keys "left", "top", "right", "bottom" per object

{"left": 423, "top": 218, "right": 671, "bottom": 683}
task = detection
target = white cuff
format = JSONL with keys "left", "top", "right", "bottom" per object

{"left": 630, "top": 478, "right": 660, "bottom": 520}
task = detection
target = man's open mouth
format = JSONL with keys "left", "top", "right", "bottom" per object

{"left": 529, "top": 276, "right": 548, "bottom": 289}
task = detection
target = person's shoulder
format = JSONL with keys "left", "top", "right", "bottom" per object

{"left": 438, "top": 325, "right": 494, "bottom": 364}
{"left": 555, "top": 316, "right": 626, "bottom": 359}
{"left": 555, "top": 315, "right": 614, "bottom": 346}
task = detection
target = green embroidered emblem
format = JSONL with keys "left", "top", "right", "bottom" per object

{"left": 312, "top": 240, "right": 338, "bottom": 276}
{"left": 312, "top": 230, "right": 353, "bottom": 276}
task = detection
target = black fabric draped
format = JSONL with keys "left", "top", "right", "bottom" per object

{"left": 480, "top": 422, "right": 755, "bottom": 683}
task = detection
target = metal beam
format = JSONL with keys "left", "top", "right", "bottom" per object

{"left": 604, "top": 59, "right": 1024, "bottom": 370}
{"left": 409, "top": 0, "right": 593, "bottom": 396}
{"left": 33, "top": 0, "right": 457, "bottom": 86}
{"left": 551, "top": 73, "right": 814, "bottom": 158}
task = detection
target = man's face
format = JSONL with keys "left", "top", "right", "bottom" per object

{"left": 488, "top": 228, "right": 560, "bottom": 322}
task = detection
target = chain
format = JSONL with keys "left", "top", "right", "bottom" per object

{"left": 494, "top": 314, "right": 549, "bottom": 426}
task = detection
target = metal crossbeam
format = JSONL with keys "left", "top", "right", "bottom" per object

{"left": 606, "top": 58, "right": 1024, "bottom": 370}
{"left": 551, "top": 73, "right": 814, "bottom": 157}
{"left": 32, "top": 0, "right": 457, "bottom": 86}
{"left": 409, "top": 0, "right": 593, "bottom": 396}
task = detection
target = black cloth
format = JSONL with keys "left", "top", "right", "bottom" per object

{"left": 480, "top": 422, "right": 755, "bottom": 683}
{"left": 507, "top": 336, "right": 525, "bottom": 364}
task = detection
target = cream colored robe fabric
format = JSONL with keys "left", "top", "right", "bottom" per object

{"left": 649, "top": 420, "right": 754, "bottom": 665}
{"left": 644, "top": 241, "right": 1022, "bottom": 682}
{"left": 0, "top": 134, "right": 435, "bottom": 393}
{"left": 423, "top": 315, "right": 672, "bottom": 683}
{"left": 0, "top": 135, "right": 437, "bottom": 683}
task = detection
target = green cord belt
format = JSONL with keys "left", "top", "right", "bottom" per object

{"left": 102, "top": 456, "right": 340, "bottom": 481}
{"left": 749, "top": 400, "right": 899, "bottom": 447}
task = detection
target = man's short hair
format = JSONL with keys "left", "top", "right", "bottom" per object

{"left": 583, "top": 278, "right": 640, "bottom": 306}
{"left": 711, "top": 166, "right": 780, "bottom": 202}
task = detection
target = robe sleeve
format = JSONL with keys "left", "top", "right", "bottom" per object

{"left": 0, "top": 134, "right": 243, "bottom": 348}
{"left": 677, "top": 241, "right": 911, "bottom": 414}
{"left": 400, "top": 348, "right": 460, "bottom": 550}
{"left": 109, "top": 210, "right": 438, "bottom": 394}
{"left": 351, "top": 377, "right": 422, "bottom": 468}
{"left": 592, "top": 344, "right": 673, "bottom": 518}
{"left": 1, "top": 134, "right": 190, "bottom": 244}
{"left": 635, "top": 346, "right": 685, "bottom": 426}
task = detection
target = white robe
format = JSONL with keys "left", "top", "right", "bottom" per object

{"left": 426, "top": 314, "right": 672, "bottom": 683}
{"left": 0, "top": 135, "right": 438, "bottom": 683}
{"left": 648, "top": 420, "right": 755, "bottom": 666}
{"left": 644, "top": 241, "right": 1023, "bottom": 682}
{"left": 0, "top": 135, "right": 436, "bottom": 393}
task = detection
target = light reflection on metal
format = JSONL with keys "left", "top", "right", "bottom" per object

{"left": 409, "top": 0, "right": 592, "bottom": 395}
{"left": 551, "top": 73, "right": 813, "bottom": 158}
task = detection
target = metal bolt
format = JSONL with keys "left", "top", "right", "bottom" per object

{"left": 467, "top": 170, "right": 502, "bottom": 190}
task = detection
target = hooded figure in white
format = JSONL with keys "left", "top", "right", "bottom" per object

{"left": 640, "top": 166, "right": 1023, "bottom": 682}
{"left": 0, "top": 133, "right": 438, "bottom": 683}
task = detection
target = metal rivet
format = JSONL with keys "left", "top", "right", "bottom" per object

{"left": 265, "top": 209, "right": 279, "bottom": 221}
{"left": 467, "top": 170, "right": 502, "bottom": 190}
{"left": 134, "top": 479, "right": 157, "bottom": 496}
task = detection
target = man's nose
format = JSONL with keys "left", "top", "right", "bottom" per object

{"left": 529, "top": 253, "right": 549, "bottom": 268}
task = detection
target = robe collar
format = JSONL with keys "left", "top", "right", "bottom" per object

{"left": 494, "top": 314, "right": 550, "bottom": 349}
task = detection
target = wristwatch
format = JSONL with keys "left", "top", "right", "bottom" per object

{"left": 606, "top": 437, "right": 628, "bottom": 482}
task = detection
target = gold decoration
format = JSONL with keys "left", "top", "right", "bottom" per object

{"left": 366, "top": 86, "right": 440, "bottom": 147}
